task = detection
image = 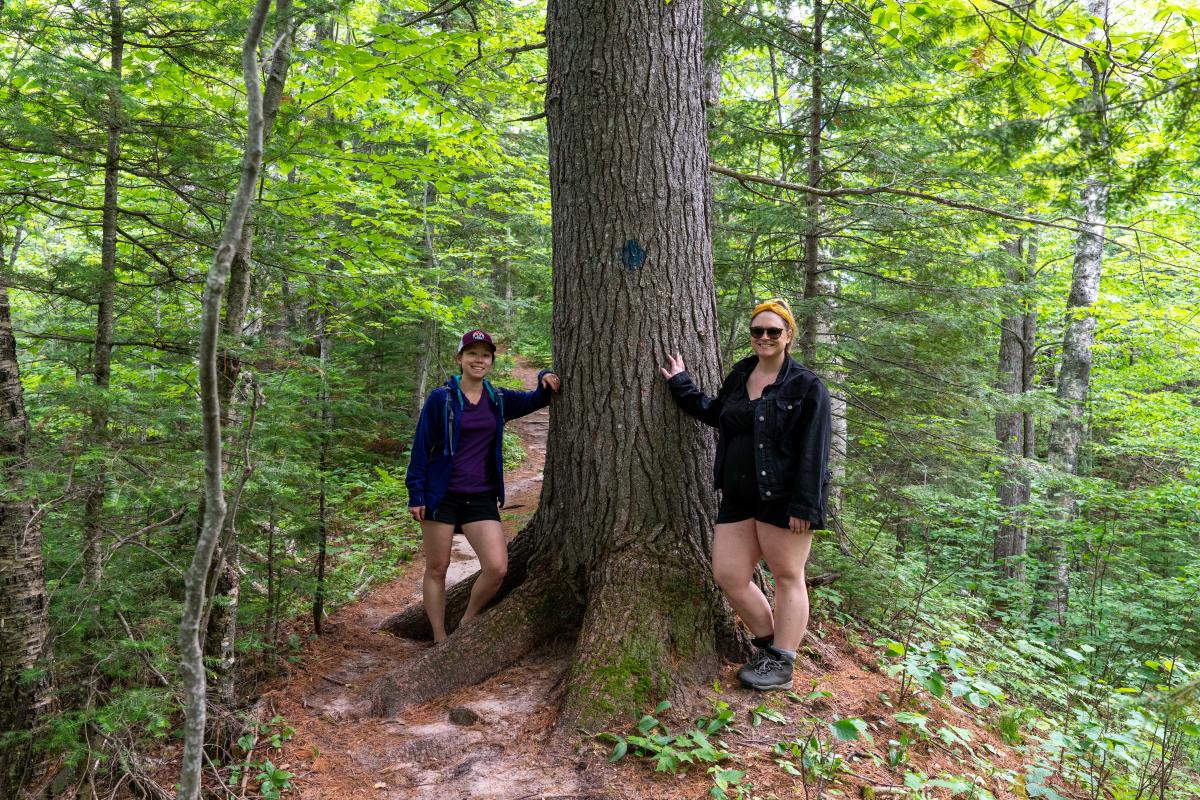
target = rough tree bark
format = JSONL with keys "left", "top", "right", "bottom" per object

{"left": 994, "top": 234, "right": 1036, "bottom": 581}
{"left": 0, "top": 240, "right": 50, "bottom": 798}
{"left": 82, "top": 0, "right": 124, "bottom": 587}
{"left": 177, "top": 1, "right": 272, "bottom": 796}
{"left": 1043, "top": 0, "right": 1110, "bottom": 627}
{"left": 367, "top": 0, "right": 733, "bottom": 730}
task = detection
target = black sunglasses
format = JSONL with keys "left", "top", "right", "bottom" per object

{"left": 750, "top": 326, "right": 785, "bottom": 340}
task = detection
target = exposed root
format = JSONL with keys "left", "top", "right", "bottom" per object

{"left": 363, "top": 575, "right": 580, "bottom": 717}
{"left": 558, "top": 547, "right": 722, "bottom": 731}
{"left": 374, "top": 529, "right": 536, "bottom": 640}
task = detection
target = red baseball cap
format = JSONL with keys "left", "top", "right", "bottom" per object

{"left": 457, "top": 329, "right": 496, "bottom": 354}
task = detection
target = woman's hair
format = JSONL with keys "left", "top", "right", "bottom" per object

{"left": 750, "top": 298, "right": 797, "bottom": 350}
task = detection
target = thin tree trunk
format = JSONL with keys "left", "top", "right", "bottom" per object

{"left": 82, "top": 0, "right": 124, "bottom": 586}
{"left": 411, "top": 177, "right": 439, "bottom": 421}
{"left": 1043, "top": 0, "right": 1110, "bottom": 628}
{"left": 204, "top": 0, "right": 296, "bottom": 703}
{"left": 0, "top": 242, "right": 50, "bottom": 798}
{"left": 177, "top": 2, "right": 271, "bottom": 796}
{"left": 313, "top": 303, "right": 331, "bottom": 634}
{"left": 722, "top": 232, "right": 758, "bottom": 366}
{"left": 995, "top": 235, "right": 1033, "bottom": 581}
{"left": 798, "top": 0, "right": 848, "bottom": 544}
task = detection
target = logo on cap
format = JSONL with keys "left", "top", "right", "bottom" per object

{"left": 458, "top": 329, "right": 496, "bottom": 353}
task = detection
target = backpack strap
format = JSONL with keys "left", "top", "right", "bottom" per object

{"left": 483, "top": 380, "right": 504, "bottom": 422}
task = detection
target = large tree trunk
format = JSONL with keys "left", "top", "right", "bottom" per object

{"left": 994, "top": 234, "right": 1036, "bottom": 581}
{"left": 0, "top": 254, "right": 50, "bottom": 798}
{"left": 82, "top": 0, "right": 124, "bottom": 587}
{"left": 1043, "top": 0, "right": 1110, "bottom": 628}
{"left": 366, "top": 0, "right": 731, "bottom": 731}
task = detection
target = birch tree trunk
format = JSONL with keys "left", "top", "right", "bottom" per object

{"left": 177, "top": 1, "right": 272, "bottom": 795}
{"left": 0, "top": 242, "right": 50, "bottom": 799}
{"left": 1043, "top": 0, "right": 1110, "bottom": 627}
{"left": 82, "top": 0, "right": 124, "bottom": 586}
{"left": 367, "top": 0, "right": 731, "bottom": 731}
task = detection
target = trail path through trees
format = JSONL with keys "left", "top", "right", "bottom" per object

{"left": 260, "top": 361, "right": 1030, "bottom": 800}
{"left": 264, "top": 361, "right": 587, "bottom": 800}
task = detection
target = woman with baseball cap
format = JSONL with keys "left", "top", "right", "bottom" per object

{"left": 406, "top": 329, "right": 560, "bottom": 642}
{"left": 660, "top": 300, "right": 832, "bottom": 691}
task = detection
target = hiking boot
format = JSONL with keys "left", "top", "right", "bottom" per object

{"left": 736, "top": 644, "right": 774, "bottom": 686}
{"left": 739, "top": 649, "right": 794, "bottom": 691}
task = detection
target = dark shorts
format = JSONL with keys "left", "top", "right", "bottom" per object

{"left": 429, "top": 491, "right": 501, "bottom": 530}
{"left": 715, "top": 491, "right": 791, "bottom": 530}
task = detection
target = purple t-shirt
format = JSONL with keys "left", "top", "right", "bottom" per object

{"left": 447, "top": 395, "right": 498, "bottom": 494}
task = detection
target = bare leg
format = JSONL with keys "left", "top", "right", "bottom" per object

{"left": 756, "top": 522, "right": 814, "bottom": 652}
{"left": 421, "top": 520, "right": 455, "bottom": 643}
{"left": 460, "top": 519, "right": 507, "bottom": 624}
{"left": 712, "top": 520, "right": 774, "bottom": 638}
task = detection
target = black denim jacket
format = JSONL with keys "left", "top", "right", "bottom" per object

{"left": 667, "top": 354, "right": 833, "bottom": 528}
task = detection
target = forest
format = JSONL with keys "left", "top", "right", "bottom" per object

{"left": 1, "top": 0, "right": 1198, "bottom": 798}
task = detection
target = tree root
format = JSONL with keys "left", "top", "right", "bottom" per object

{"left": 374, "top": 529, "right": 536, "bottom": 640}
{"left": 558, "top": 548, "right": 722, "bottom": 731}
{"left": 363, "top": 575, "right": 580, "bottom": 717}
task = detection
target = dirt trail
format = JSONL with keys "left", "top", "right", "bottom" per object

{"left": 267, "top": 362, "right": 590, "bottom": 800}
{"left": 265, "top": 361, "right": 1032, "bottom": 800}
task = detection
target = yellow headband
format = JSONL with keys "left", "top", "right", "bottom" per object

{"left": 750, "top": 300, "right": 796, "bottom": 334}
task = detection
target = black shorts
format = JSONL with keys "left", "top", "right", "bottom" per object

{"left": 429, "top": 491, "right": 501, "bottom": 529}
{"left": 715, "top": 491, "right": 791, "bottom": 530}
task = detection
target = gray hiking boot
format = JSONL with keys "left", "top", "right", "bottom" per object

{"left": 736, "top": 645, "right": 773, "bottom": 686}
{"left": 739, "top": 649, "right": 794, "bottom": 691}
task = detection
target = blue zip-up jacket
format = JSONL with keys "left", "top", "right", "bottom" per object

{"left": 406, "top": 371, "right": 552, "bottom": 513}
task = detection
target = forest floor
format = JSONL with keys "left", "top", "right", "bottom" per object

{"left": 258, "top": 360, "right": 1034, "bottom": 800}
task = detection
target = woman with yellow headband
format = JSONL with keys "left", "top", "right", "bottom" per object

{"left": 660, "top": 298, "right": 832, "bottom": 691}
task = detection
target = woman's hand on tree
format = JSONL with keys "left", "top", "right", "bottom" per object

{"left": 659, "top": 351, "right": 686, "bottom": 380}
{"left": 541, "top": 372, "right": 561, "bottom": 392}
{"left": 409, "top": 506, "right": 425, "bottom": 522}
{"left": 789, "top": 516, "right": 811, "bottom": 535}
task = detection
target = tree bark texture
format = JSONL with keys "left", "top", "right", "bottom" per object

{"left": 994, "top": 235, "right": 1035, "bottom": 580}
{"left": 364, "top": 0, "right": 731, "bottom": 732}
{"left": 0, "top": 275, "right": 50, "bottom": 798}
{"left": 1043, "top": 0, "right": 1110, "bottom": 627}
{"left": 82, "top": 0, "right": 124, "bottom": 587}
{"left": 540, "top": 0, "right": 726, "bottom": 728}
{"left": 177, "top": 1, "right": 272, "bottom": 796}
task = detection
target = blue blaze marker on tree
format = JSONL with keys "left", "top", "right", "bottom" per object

{"left": 622, "top": 239, "right": 646, "bottom": 271}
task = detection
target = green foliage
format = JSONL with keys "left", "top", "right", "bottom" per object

{"left": 619, "top": 701, "right": 733, "bottom": 774}
{"left": 2, "top": 0, "right": 1199, "bottom": 797}
{"left": 601, "top": 698, "right": 752, "bottom": 799}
